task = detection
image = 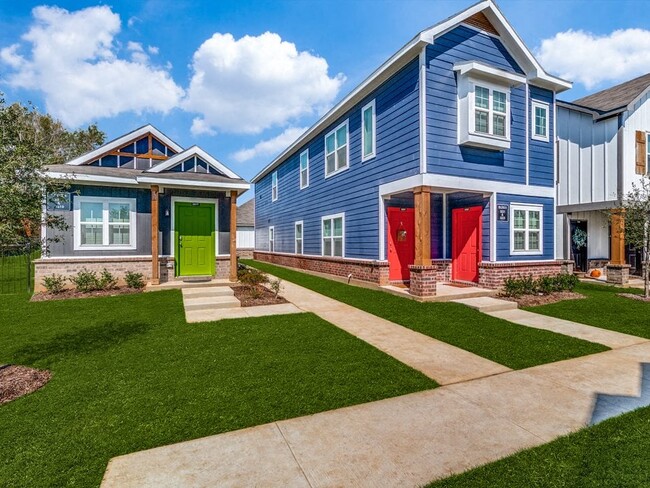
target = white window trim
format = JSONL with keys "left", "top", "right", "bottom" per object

{"left": 73, "top": 196, "right": 137, "bottom": 251}
{"left": 295, "top": 221, "right": 303, "bottom": 254}
{"left": 361, "top": 99, "right": 376, "bottom": 162}
{"left": 170, "top": 196, "right": 220, "bottom": 257}
{"left": 324, "top": 120, "right": 350, "bottom": 178}
{"left": 321, "top": 212, "right": 345, "bottom": 257}
{"left": 531, "top": 100, "right": 550, "bottom": 142}
{"left": 269, "top": 226, "right": 275, "bottom": 252}
{"left": 510, "top": 203, "right": 543, "bottom": 255}
{"left": 646, "top": 133, "right": 650, "bottom": 172}
{"left": 299, "top": 150, "right": 310, "bottom": 189}
{"left": 470, "top": 79, "right": 511, "bottom": 141}
{"left": 271, "top": 171, "right": 278, "bottom": 202}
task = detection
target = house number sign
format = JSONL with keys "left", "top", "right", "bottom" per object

{"left": 497, "top": 204, "right": 509, "bottom": 222}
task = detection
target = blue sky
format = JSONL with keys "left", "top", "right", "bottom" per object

{"left": 1, "top": 0, "right": 649, "bottom": 199}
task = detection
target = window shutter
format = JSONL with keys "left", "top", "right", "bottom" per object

{"left": 635, "top": 130, "right": 647, "bottom": 175}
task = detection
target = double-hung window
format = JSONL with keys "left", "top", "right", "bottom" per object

{"left": 361, "top": 100, "right": 376, "bottom": 161}
{"left": 74, "top": 196, "right": 136, "bottom": 250}
{"left": 299, "top": 150, "right": 309, "bottom": 189}
{"left": 271, "top": 171, "right": 278, "bottom": 201}
{"left": 324, "top": 120, "right": 349, "bottom": 177}
{"left": 269, "top": 226, "right": 275, "bottom": 252}
{"left": 295, "top": 221, "right": 303, "bottom": 254}
{"left": 473, "top": 84, "right": 508, "bottom": 138}
{"left": 531, "top": 101, "right": 549, "bottom": 142}
{"left": 322, "top": 214, "right": 344, "bottom": 257}
{"left": 511, "top": 204, "right": 543, "bottom": 254}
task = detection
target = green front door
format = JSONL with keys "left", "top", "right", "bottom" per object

{"left": 175, "top": 202, "right": 215, "bottom": 277}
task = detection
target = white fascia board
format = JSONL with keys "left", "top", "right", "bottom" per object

{"left": 146, "top": 146, "right": 242, "bottom": 180}
{"left": 66, "top": 125, "right": 184, "bottom": 166}
{"left": 45, "top": 171, "right": 139, "bottom": 186}
{"left": 136, "top": 176, "right": 250, "bottom": 191}
{"left": 251, "top": 36, "right": 427, "bottom": 183}
{"left": 379, "top": 173, "right": 555, "bottom": 198}
{"left": 453, "top": 61, "right": 526, "bottom": 86}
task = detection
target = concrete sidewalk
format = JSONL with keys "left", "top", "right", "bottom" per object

{"left": 275, "top": 279, "right": 511, "bottom": 385}
{"left": 102, "top": 342, "right": 650, "bottom": 488}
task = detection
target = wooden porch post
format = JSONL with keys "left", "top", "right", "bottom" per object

{"left": 229, "top": 190, "right": 238, "bottom": 282}
{"left": 151, "top": 185, "right": 160, "bottom": 285}
{"left": 414, "top": 186, "right": 432, "bottom": 266}
{"left": 610, "top": 210, "right": 625, "bottom": 265}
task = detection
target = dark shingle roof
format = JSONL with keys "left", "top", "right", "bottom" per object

{"left": 237, "top": 199, "right": 255, "bottom": 226}
{"left": 572, "top": 73, "right": 650, "bottom": 114}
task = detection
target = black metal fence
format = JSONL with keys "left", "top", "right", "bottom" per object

{"left": 0, "top": 244, "right": 38, "bottom": 294}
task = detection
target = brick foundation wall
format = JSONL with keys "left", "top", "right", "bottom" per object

{"left": 478, "top": 261, "right": 567, "bottom": 289}
{"left": 408, "top": 260, "right": 451, "bottom": 297}
{"left": 237, "top": 249, "right": 254, "bottom": 259}
{"left": 34, "top": 255, "right": 231, "bottom": 292}
{"left": 254, "top": 251, "right": 389, "bottom": 285}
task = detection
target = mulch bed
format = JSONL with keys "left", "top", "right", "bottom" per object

{"left": 232, "top": 285, "right": 288, "bottom": 307}
{"left": 618, "top": 293, "right": 650, "bottom": 303}
{"left": 31, "top": 287, "right": 143, "bottom": 302}
{"left": 502, "top": 291, "right": 585, "bottom": 307}
{"left": 0, "top": 365, "right": 52, "bottom": 405}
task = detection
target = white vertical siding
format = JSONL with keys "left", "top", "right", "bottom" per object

{"left": 236, "top": 227, "right": 255, "bottom": 249}
{"left": 621, "top": 92, "right": 650, "bottom": 195}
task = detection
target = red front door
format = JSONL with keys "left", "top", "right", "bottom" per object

{"left": 452, "top": 206, "right": 482, "bottom": 282}
{"left": 387, "top": 207, "right": 415, "bottom": 281}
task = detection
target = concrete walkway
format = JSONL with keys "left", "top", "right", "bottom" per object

{"left": 276, "top": 279, "right": 510, "bottom": 385}
{"left": 102, "top": 341, "right": 650, "bottom": 488}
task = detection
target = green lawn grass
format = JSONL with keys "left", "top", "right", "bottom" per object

{"left": 0, "top": 291, "right": 435, "bottom": 487}
{"left": 428, "top": 405, "right": 650, "bottom": 487}
{"left": 526, "top": 282, "right": 650, "bottom": 338}
{"left": 0, "top": 251, "right": 37, "bottom": 294}
{"left": 242, "top": 260, "right": 608, "bottom": 369}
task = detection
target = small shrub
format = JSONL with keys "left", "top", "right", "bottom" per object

{"left": 238, "top": 268, "right": 268, "bottom": 287}
{"left": 555, "top": 273, "right": 579, "bottom": 292}
{"left": 536, "top": 275, "right": 557, "bottom": 295}
{"left": 42, "top": 274, "right": 66, "bottom": 294}
{"left": 98, "top": 269, "right": 117, "bottom": 290}
{"left": 503, "top": 273, "right": 579, "bottom": 298}
{"left": 503, "top": 276, "right": 525, "bottom": 298}
{"left": 269, "top": 278, "right": 282, "bottom": 298}
{"left": 124, "top": 271, "right": 145, "bottom": 289}
{"left": 249, "top": 286, "right": 264, "bottom": 299}
{"left": 69, "top": 269, "right": 101, "bottom": 293}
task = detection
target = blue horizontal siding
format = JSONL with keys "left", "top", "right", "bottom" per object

{"left": 425, "top": 25, "right": 527, "bottom": 184}
{"left": 496, "top": 194, "right": 554, "bottom": 261}
{"left": 255, "top": 59, "right": 421, "bottom": 259}
{"left": 529, "top": 86, "right": 555, "bottom": 187}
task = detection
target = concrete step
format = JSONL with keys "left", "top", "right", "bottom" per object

{"left": 182, "top": 287, "right": 235, "bottom": 299}
{"left": 146, "top": 279, "right": 231, "bottom": 291}
{"left": 183, "top": 296, "right": 241, "bottom": 311}
{"left": 451, "top": 296, "right": 518, "bottom": 313}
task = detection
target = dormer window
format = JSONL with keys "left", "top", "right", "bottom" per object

{"left": 454, "top": 61, "right": 525, "bottom": 151}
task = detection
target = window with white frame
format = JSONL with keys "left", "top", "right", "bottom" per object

{"left": 269, "top": 226, "right": 275, "bottom": 252}
{"left": 324, "top": 121, "right": 349, "bottom": 176}
{"left": 295, "top": 221, "right": 303, "bottom": 254}
{"left": 74, "top": 196, "right": 136, "bottom": 250}
{"left": 531, "top": 101, "right": 549, "bottom": 141}
{"left": 473, "top": 84, "right": 508, "bottom": 138}
{"left": 511, "top": 204, "right": 543, "bottom": 254}
{"left": 322, "top": 214, "right": 344, "bottom": 257}
{"left": 361, "top": 100, "right": 376, "bottom": 161}
{"left": 271, "top": 171, "right": 278, "bottom": 201}
{"left": 299, "top": 150, "right": 309, "bottom": 189}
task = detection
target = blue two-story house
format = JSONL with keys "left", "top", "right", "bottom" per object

{"left": 252, "top": 0, "right": 572, "bottom": 296}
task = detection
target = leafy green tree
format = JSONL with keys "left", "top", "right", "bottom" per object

{"left": 619, "top": 175, "right": 650, "bottom": 298}
{"left": 0, "top": 96, "right": 104, "bottom": 249}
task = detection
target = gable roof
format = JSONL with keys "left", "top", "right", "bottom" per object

{"left": 571, "top": 73, "right": 650, "bottom": 115}
{"left": 237, "top": 199, "right": 255, "bottom": 226}
{"left": 146, "top": 146, "right": 243, "bottom": 180}
{"left": 66, "top": 124, "right": 184, "bottom": 166}
{"left": 251, "top": 0, "right": 571, "bottom": 183}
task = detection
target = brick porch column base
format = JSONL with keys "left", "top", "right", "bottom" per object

{"left": 606, "top": 264, "right": 631, "bottom": 285}
{"left": 408, "top": 260, "right": 451, "bottom": 297}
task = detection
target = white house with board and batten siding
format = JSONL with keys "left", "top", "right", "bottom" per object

{"left": 556, "top": 73, "right": 650, "bottom": 282}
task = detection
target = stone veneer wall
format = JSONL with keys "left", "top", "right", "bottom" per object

{"left": 254, "top": 251, "right": 389, "bottom": 285}
{"left": 33, "top": 255, "right": 232, "bottom": 292}
{"left": 478, "top": 261, "right": 570, "bottom": 289}
{"left": 606, "top": 264, "right": 630, "bottom": 285}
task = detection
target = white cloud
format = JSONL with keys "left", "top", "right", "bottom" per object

{"left": 0, "top": 6, "right": 183, "bottom": 127}
{"left": 184, "top": 32, "right": 345, "bottom": 135}
{"left": 537, "top": 28, "right": 650, "bottom": 89}
{"left": 232, "top": 126, "right": 308, "bottom": 162}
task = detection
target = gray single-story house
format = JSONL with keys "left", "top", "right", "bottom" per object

{"left": 35, "top": 125, "right": 250, "bottom": 291}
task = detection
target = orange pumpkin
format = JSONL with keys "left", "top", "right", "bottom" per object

{"left": 590, "top": 269, "right": 602, "bottom": 278}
